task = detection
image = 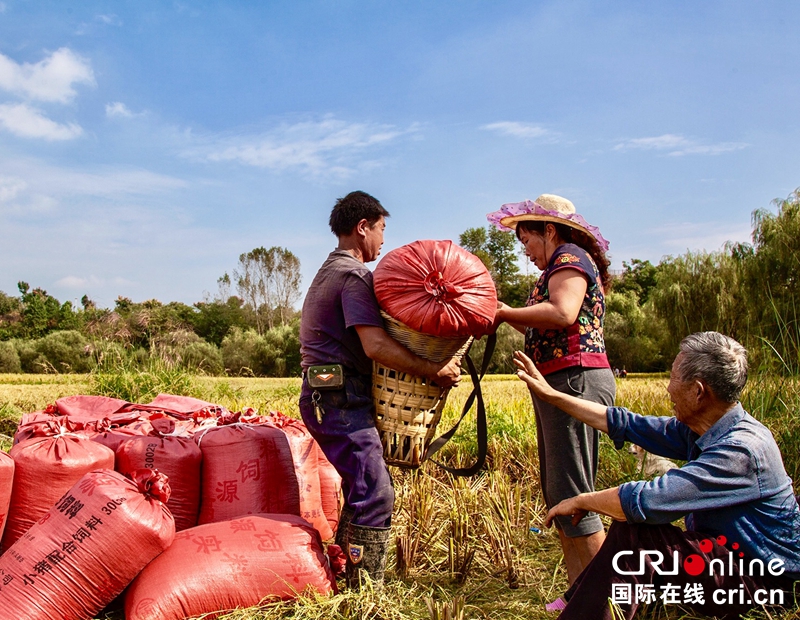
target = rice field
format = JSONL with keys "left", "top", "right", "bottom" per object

{"left": 0, "top": 372, "right": 797, "bottom": 620}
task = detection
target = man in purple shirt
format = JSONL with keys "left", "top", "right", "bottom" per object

{"left": 515, "top": 331, "right": 799, "bottom": 619}
{"left": 299, "top": 191, "right": 460, "bottom": 588}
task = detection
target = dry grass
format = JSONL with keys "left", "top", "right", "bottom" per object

{"left": 0, "top": 373, "right": 797, "bottom": 620}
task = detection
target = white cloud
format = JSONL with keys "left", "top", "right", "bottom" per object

{"left": 0, "top": 176, "right": 27, "bottom": 203}
{"left": 57, "top": 275, "right": 100, "bottom": 288}
{"left": 481, "top": 121, "right": 550, "bottom": 139}
{"left": 57, "top": 275, "right": 135, "bottom": 289}
{"left": 0, "top": 103, "right": 82, "bottom": 140}
{"left": 106, "top": 101, "right": 140, "bottom": 118}
{"left": 96, "top": 14, "right": 122, "bottom": 26}
{"left": 0, "top": 47, "right": 95, "bottom": 103}
{"left": 614, "top": 134, "right": 748, "bottom": 157}
{"left": 654, "top": 221, "right": 752, "bottom": 253}
{"left": 195, "top": 117, "right": 408, "bottom": 178}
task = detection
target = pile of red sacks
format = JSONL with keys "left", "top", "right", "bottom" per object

{"left": 0, "top": 394, "right": 343, "bottom": 620}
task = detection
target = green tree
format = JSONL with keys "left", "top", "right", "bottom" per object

{"left": 0, "top": 290, "right": 22, "bottom": 340}
{"left": 17, "top": 282, "right": 74, "bottom": 339}
{"left": 234, "top": 247, "right": 302, "bottom": 333}
{"left": 741, "top": 188, "right": 800, "bottom": 370}
{"left": 604, "top": 290, "right": 667, "bottom": 371}
{"left": 193, "top": 296, "right": 248, "bottom": 346}
{"left": 613, "top": 259, "right": 660, "bottom": 303}
{"left": 649, "top": 250, "right": 745, "bottom": 356}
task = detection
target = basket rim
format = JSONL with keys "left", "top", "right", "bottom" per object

{"left": 380, "top": 309, "right": 472, "bottom": 344}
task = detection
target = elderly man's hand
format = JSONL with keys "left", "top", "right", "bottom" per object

{"left": 545, "top": 495, "right": 589, "bottom": 528}
{"left": 513, "top": 351, "right": 554, "bottom": 399}
{"left": 545, "top": 488, "right": 627, "bottom": 527}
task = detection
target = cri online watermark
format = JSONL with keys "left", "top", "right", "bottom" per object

{"left": 610, "top": 536, "right": 786, "bottom": 607}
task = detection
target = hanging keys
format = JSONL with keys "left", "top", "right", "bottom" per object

{"left": 311, "top": 390, "right": 324, "bottom": 424}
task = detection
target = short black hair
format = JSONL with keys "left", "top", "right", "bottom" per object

{"left": 329, "top": 191, "right": 390, "bottom": 237}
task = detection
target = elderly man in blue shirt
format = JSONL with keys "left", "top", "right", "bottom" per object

{"left": 515, "top": 331, "right": 799, "bottom": 619}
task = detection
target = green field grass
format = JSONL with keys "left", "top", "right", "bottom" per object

{"left": 0, "top": 372, "right": 797, "bottom": 620}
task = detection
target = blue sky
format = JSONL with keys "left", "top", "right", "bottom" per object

{"left": 1, "top": 1, "right": 799, "bottom": 308}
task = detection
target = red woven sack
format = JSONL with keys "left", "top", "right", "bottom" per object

{"left": 116, "top": 419, "right": 202, "bottom": 531}
{"left": 54, "top": 395, "right": 129, "bottom": 418}
{"left": 0, "top": 469, "right": 174, "bottom": 619}
{"left": 373, "top": 239, "right": 497, "bottom": 338}
{"left": 195, "top": 424, "right": 299, "bottom": 524}
{"left": 124, "top": 514, "right": 335, "bottom": 620}
{"left": 0, "top": 451, "right": 13, "bottom": 542}
{"left": 315, "top": 443, "right": 342, "bottom": 536}
{"left": 2, "top": 430, "right": 115, "bottom": 550}
{"left": 83, "top": 417, "right": 154, "bottom": 453}
{"left": 265, "top": 414, "right": 332, "bottom": 540}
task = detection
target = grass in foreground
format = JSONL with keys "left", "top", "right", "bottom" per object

{"left": 0, "top": 372, "right": 798, "bottom": 619}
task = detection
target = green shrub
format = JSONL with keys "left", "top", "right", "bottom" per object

{"left": 221, "top": 327, "right": 268, "bottom": 376}
{"left": 35, "top": 330, "right": 93, "bottom": 373}
{"left": 262, "top": 322, "right": 301, "bottom": 377}
{"left": 180, "top": 340, "right": 224, "bottom": 375}
{"left": 13, "top": 339, "right": 48, "bottom": 373}
{"left": 0, "top": 341, "right": 21, "bottom": 373}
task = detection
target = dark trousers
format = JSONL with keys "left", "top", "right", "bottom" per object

{"left": 299, "top": 376, "right": 394, "bottom": 528}
{"left": 560, "top": 521, "right": 796, "bottom": 619}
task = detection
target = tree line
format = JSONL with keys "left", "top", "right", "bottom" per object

{"left": 2, "top": 189, "right": 799, "bottom": 376}
{"left": 0, "top": 247, "right": 303, "bottom": 377}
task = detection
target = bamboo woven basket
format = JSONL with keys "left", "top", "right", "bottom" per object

{"left": 373, "top": 310, "right": 472, "bottom": 468}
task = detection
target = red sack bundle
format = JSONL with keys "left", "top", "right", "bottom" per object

{"left": 54, "top": 395, "right": 130, "bottom": 418}
{"left": 2, "top": 429, "right": 115, "bottom": 550}
{"left": 315, "top": 443, "right": 342, "bottom": 536}
{"left": 116, "top": 419, "right": 203, "bottom": 531}
{"left": 265, "top": 413, "right": 332, "bottom": 540}
{"left": 82, "top": 416, "right": 154, "bottom": 453}
{"left": 373, "top": 239, "right": 498, "bottom": 338}
{"left": 195, "top": 423, "right": 299, "bottom": 524}
{"left": 0, "top": 469, "right": 175, "bottom": 620}
{"left": 124, "top": 514, "right": 336, "bottom": 620}
{"left": 0, "top": 451, "right": 13, "bottom": 542}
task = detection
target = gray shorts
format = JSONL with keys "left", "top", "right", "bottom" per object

{"left": 531, "top": 366, "right": 616, "bottom": 537}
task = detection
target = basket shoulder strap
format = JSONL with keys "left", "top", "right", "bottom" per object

{"left": 424, "top": 333, "right": 496, "bottom": 476}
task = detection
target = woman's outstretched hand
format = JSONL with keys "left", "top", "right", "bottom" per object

{"left": 490, "top": 301, "right": 510, "bottom": 334}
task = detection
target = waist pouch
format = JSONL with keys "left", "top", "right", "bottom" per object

{"left": 307, "top": 364, "right": 345, "bottom": 390}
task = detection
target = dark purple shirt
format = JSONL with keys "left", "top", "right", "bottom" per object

{"left": 300, "top": 250, "right": 384, "bottom": 376}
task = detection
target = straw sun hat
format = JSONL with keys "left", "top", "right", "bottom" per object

{"left": 486, "top": 193, "right": 609, "bottom": 252}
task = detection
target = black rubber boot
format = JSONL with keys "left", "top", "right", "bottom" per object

{"left": 345, "top": 523, "right": 391, "bottom": 588}
{"left": 335, "top": 506, "right": 355, "bottom": 549}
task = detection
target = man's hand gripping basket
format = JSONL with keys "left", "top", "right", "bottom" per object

{"left": 372, "top": 311, "right": 472, "bottom": 468}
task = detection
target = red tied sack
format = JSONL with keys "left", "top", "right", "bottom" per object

{"left": 116, "top": 418, "right": 203, "bottom": 531}
{"left": 265, "top": 414, "right": 332, "bottom": 540}
{"left": 373, "top": 239, "right": 497, "bottom": 338}
{"left": 2, "top": 429, "right": 115, "bottom": 550}
{"left": 195, "top": 423, "right": 299, "bottom": 524}
{"left": 0, "top": 451, "right": 13, "bottom": 541}
{"left": 315, "top": 443, "right": 342, "bottom": 536}
{"left": 83, "top": 416, "right": 154, "bottom": 453}
{"left": 0, "top": 469, "right": 175, "bottom": 620}
{"left": 124, "top": 514, "right": 336, "bottom": 619}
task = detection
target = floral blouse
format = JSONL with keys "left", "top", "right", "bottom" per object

{"left": 524, "top": 243, "right": 610, "bottom": 375}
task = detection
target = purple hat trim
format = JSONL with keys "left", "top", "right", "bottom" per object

{"left": 486, "top": 199, "right": 609, "bottom": 252}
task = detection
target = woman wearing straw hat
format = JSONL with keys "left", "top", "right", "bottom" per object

{"left": 488, "top": 194, "right": 615, "bottom": 610}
